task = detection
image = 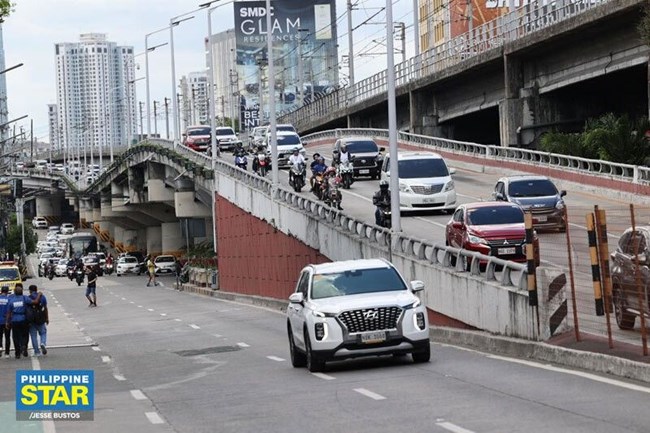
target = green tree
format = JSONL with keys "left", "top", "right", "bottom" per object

{"left": 6, "top": 224, "right": 37, "bottom": 256}
{"left": 583, "top": 113, "right": 650, "bottom": 165}
{"left": 539, "top": 131, "right": 598, "bottom": 159}
{"left": 0, "top": 1, "right": 13, "bottom": 22}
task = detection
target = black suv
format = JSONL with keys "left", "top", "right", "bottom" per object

{"left": 611, "top": 227, "right": 650, "bottom": 330}
{"left": 332, "top": 137, "right": 384, "bottom": 179}
{"left": 492, "top": 175, "right": 567, "bottom": 231}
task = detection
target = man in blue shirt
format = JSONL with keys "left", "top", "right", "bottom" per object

{"left": 0, "top": 286, "right": 10, "bottom": 358}
{"left": 6, "top": 286, "right": 42, "bottom": 359}
{"left": 28, "top": 285, "right": 48, "bottom": 356}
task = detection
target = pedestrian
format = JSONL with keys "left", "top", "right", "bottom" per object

{"left": 146, "top": 256, "right": 158, "bottom": 287}
{"left": 0, "top": 286, "right": 11, "bottom": 358}
{"left": 27, "top": 285, "right": 48, "bottom": 356}
{"left": 5, "top": 286, "right": 42, "bottom": 359}
{"left": 85, "top": 266, "right": 97, "bottom": 307}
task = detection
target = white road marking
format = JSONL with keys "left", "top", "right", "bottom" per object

{"left": 130, "top": 390, "right": 147, "bottom": 401}
{"left": 353, "top": 388, "right": 386, "bottom": 400}
{"left": 130, "top": 301, "right": 135, "bottom": 304}
{"left": 189, "top": 324, "right": 200, "bottom": 329}
{"left": 236, "top": 342, "right": 249, "bottom": 347}
{"left": 137, "top": 305, "right": 143, "bottom": 308}
{"left": 413, "top": 215, "right": 448, "bottom": 229}
{"left": 147, "top": 308, "right": 154, "bottom": 312}
{"left": 72, "top": 322, "right": 79, "bottom": 326}
{"left": 145, "top": 412, "right": 165, "bottom": 425}
{"left": 31, "top": 356, "right": 57, "bottom": 433}
{"left": 436, "top": 421, "right": 475, "bottom": 433}
{"left": 85, "top": 336, "right": 93, "bottom": 342}
{"left": 175, "top": 318, "right": 182, "bottom": 322}
{"left": 92, "top": 346, "right": 101, "bottom": 351}
{"left": 487, "top": 354, "right": 650, "bottom": 394}
{"left": 311, "top": 372, "right": 335, "bottom": 380}
{"left": 267, "top": 356, "right": 285, "bottom": 362}
{"left": 113, "top": 374, "right": 126, "bottom": 381}
{"left": 64, "top": 312, "right": 71, "bottom": 316}
{"left": 121, "top": 297, "right": 126, "bottom": 300}
{"left": 160, "top": 313, "right": 167, "bottom": 316}
{"left": 101, "top": 356, "right": 111, "bottom": 363}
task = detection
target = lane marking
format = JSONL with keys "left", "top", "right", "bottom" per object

{"left": 85, "top": 336, "right": 93, "bottom": 342}
{"left": 353, "top": 388, "right": 386, "bottom": 400}
{"left": 31, "top": 356, "right": 57, "bottom": 433}
{"left": 312, "top": 372, "right": 335, "bottom": 380}
{"left": 236, "top": 342, "right": 249, "bottom": 347}
{"left": 130, "top": 301, "right": 135, "bottom": 304}
{"left": 145, "top": 412, "right": 165, "bottom": 425}
{"left": 175, "top": 318, "right": 182, "bottom": 322}
{"left": 436, "top": 421, "right": 475, "bottom": 433}
{"left": 189, "top": 324, "right": 200, "bottom": 329}
{"left": 121, "top": 297, "right": 127, "bottom": 300}
{"left": 267, "top": 356, "right": 285, "bottom": 362}
{"left": 113, "top": 374, "right": 126, "bottom": 381}
{"left": 92, "top": 346, "right": 101, "bottom": 351}
{"left": 486, "top": 354, "right": 650, "bottom": 394}
{"left": 130, "top": 390, "right": 147, "bottom": 401}
{"left": 147, "top": 308, "right": 154, "bottom": 312}
{"left": 137, "top": 305, "right": 143, "bottom": 308}
{"left": 160, "top": 313, "right": 167, "bottom": 317}
{"left": 101, "top": 356, "right": 111, "bottom": 363}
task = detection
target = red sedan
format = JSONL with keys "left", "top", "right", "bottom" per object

{"left": 182, "top": 126, "right": 211, "bottom": 152}
{"left": 445, "top": 201, "right": 538, "bottom": 264}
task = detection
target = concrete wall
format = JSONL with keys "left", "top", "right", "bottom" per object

{"left": 161, "top": 222, "right": 184, "bottom": 255}
{"left": 146, "top": 226, "right": 162, "bottom": 256}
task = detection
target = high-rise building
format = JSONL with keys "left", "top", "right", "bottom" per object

{"left": 47, "top": 104, "right": 60, "bottom": 149}
{"left": 179, "top": 71, "right": 208, "bottom": 131}
{"left": 207, "top": 30, "right": 236, "bottom": 123}
{"left": 0, "top": 24, "right": 8, "bottom": 144}
{"left": 55, "top": 33, "right": 137, "bottom": 161}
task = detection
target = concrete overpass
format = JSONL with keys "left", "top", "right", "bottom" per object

{"left": 280, "top": 0, "right": 648, "bottom": 147}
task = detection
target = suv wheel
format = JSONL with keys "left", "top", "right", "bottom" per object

{"left": 304, "top": 330, "right": 324, "bottom": 372}
{"left": 287, "top": 326, "right": 306, "bottom": 368}
{"left": 412, "top": 344, "right": 431, "bottom": 363}
{"left": 614, "top": 288, "right": 636, "bottom": 330}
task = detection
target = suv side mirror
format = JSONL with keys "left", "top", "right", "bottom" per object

{"left": 289, "top": 292, "right": 304, "bottom": 304}
{"left": 410, "top": 280, "right": 425, "bottom": 292}
{"left": 494, "top": 192, "right": 505, "bottom": 200}
{"left": 560, "top": 190, "right": 567, "bottom": 197}
{"left": 449, "top": 168, "right": 456, "bottom": 175}
{"left": 379, "top": 147, "right": 386, "bottom": 152}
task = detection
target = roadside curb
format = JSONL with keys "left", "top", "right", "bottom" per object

{"left": 430, "top": 327, "right": 650, "bottom": 384}
{"left": 175, "top": 283, "right": 650, "bottom": 384}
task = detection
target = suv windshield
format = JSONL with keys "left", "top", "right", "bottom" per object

{"left": 399, "top": 158, "right": 449, "bottom": 178}
{"left": 509, "top": 179, "right": 558, "bottom": 197}
{"left": 187, "top": 127, "right": 211, "bottom": 136}
{"left": 467, "top": 206, "right": 524, "bottom": 226}
{"left": 277, "top": 125, "right": 296, "bottom": 132}
{"left": 311, "top": 267, "right": 407, "bottom": 299}
{"left": 155, "top": 256, "right": 175, "bottom": 263}
{"left": 215, "top": 128, "right": 235, "bottom": 136}
{"left": 276, "top": 134, "right": 301, "bottom": 146}
{"left": 0, "top": 268, "right": 19, "bottom": 281}
{"left": 344, "top": 140, "right": 378, "bottom": 153}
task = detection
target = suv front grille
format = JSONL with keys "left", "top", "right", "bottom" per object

{"left": 486, "top": 238, "right": 525, "bottom": 247}
{"left": 411, "top": 184, "right": 444, "bottom": 195}
{"left": 338, "top": 307, "right": 402, "bottom": 333}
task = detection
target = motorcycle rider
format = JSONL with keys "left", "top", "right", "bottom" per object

{"left": 288, "top": 148, "right": 306, "bottom": 184}
{"left": 252, "top": 144, "right": 266, "bottom": 173}
{"left": 335, "top": 144, "right": 350, "bottom": 165}
{"left": 373, "top": 180, "right": 391, "bottom": 226}
{"left": 310, "top": 156, "right": 327, "bottom": 191}
{"left": 323, "top": 166, "right": 343, "bottom": 210}
{"left": 234, "top": 148, "right": 247, "bottom": 169}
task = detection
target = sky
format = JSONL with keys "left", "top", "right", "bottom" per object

{"left": 2, "top": 0, "right": 418, "bottom": 143}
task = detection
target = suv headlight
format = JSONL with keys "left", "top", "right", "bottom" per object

{"left": 399, "top": 183, "right": 413, "bottom": 193}
{"left": 403, "top": 299, "right": 421, "bottom": 309}
{"left": 467, "top": 234, "right": 487, "bottom": 245}
{"left": 556, "top": 200, "right": 565, "bottom": 210}
{"left": 443, "top": 180, "right": 455, "bottom": 192}
{"left": 312, "top": 310, "right": 335, "bottom": 318}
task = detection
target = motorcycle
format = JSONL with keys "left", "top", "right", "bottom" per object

{"left": 253, "top": 150, "right": 271, "bottom": 177}
{"left": 312, "top": 172, "right": 325, "bottom": 200}
{"left": 323, "top": 174, "right": 343, "bottom": 210}
{"left": 289, "top": 162, "right": 306, "bottom": 192}
{"left": 337, "top": 159, "right": 354, "bottom": 189}
{"left": 47, "top": 266, "right": 55, "bottom": 280}
{"left": 67, "top": 267, "right": 75, "bottom": 281}
{"left": 376, "top": 202, "right": 392, "bottom": 228}
{"left": 235, "top": 152, "right": 248, "bottom": 170}
{"left": 75, "top": 268, "right": 85, "bottom": 287}
{"left": 105, "top": 262, "right": 114, "bottom": 275}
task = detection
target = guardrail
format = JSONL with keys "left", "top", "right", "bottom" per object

{"left": 281, "top": 0, "right": 613, "bottom": 126}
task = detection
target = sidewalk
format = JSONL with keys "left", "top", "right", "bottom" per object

{"left": 174, "top": 281, "right": 650, "bottom": 383}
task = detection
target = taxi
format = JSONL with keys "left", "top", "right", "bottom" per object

{"left": 0, "top": 261, "right": 23, "bottom": 293}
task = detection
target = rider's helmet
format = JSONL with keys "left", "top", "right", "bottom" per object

{"left": 340, "top": 144, "right": 347, "bottom": 153}
{"left": 292, "top": 147, "right": 300, "bottom": 155}
{"left": 379, "top": 179, "right": 389, "bottom": 190}
{"left": 325, "top": 166, "right": 337, "bottom": 175}
{"left": 313, "top": 153, "right": 321, "bottom": 160}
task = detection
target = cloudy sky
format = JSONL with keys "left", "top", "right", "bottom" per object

{"left": 2, "top": 0, "right": 417, "bottom": 142}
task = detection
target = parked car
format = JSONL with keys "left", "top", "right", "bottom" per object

{"left": 215, "top": 126, "right": 242, "bottom": 152}
{"left": 286, "top": 258, "right": 430, "bottom": 372}
{"left": 380, "top": 152, "right": 457, "bottom": 213}
{"left": 183, "top": 125, "right": 212, "bottom": 152}
{"left": 116, "top": 256, "right": 140, "bottom": 276}
{"left": 333, "top": 137, "right": 383, "bottom": 179}
{"left": 32, "top": 217, "right": 48, "bottom": 229}
{"left": 610, "top": 226, "right": 650, "bottom": 330}
{"left": 492, "top": 175, "right": 567, "bottom": 232}
{"left": 445, "top": 201, "right": 539, "bottom": 266}
{"left": 154, "top": 255, "right": 177, "bottom": 274}
{"left": 60, "top": 223, "right": 75, "bottom": 235}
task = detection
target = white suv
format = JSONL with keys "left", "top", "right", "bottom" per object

{"left": 380, "top": 152, "right": 457, "bottom": 212}
{"left": 287, "top": 258, "right": 430, "bottom": 372}
{"left": 60, "top": 223, "right": 75, "bottom": 235}
{"left": 32, "top": 217, "right": 48, "bottom": 229}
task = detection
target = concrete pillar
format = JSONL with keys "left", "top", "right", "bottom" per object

{"left": 128, "top": 166, "right": 146, "bottom": 204}
{"left": 499, "top": 54, "right": 524, "bottom": 147}
{"left": 136, "top": 228, "right": 148, "bottom": 252}
{"left": 35, "top": 196, "right": 61, "bottom": 219}
{"left": 146, "top": 226, "right": 163, "bottom": 256}
{"left": 161, "top": 222, "right": 185, "bottom": 255}
{"left": 147, "top": 179, "right": 174, "bottom": 202}
{"left": 174, "top": 191, "right": 211, "bottom": 218}
{"left": 123, "top": 229, "right": 138, "bottom": 251}
{"left": 410, "top": 90, "right": 444, "bottom": 137}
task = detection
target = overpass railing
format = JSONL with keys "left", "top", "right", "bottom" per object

{"left": 281, "top": 0, "right": 612, "bottom": 126}
{"left": 303, "top": 128, "right": 650, "bottom": 185}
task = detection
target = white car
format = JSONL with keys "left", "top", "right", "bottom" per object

{"left": 215, "top": 127, "right": 242, "bottom": 151}
{"left": 154, "top": 255, "right": 177, "bottom": 274}
{"left": 54, "top": 259, "right": 69, "bottom": 277}
{"left": 60, "top": 223, "right": 75, "bottom": 235}
{"left": 275, "top": 131, "right": 306, "bottom": 167}
{"left": 286, "top": 258, "right": 430, "bottom": 372}
{"left": 380, "top": 152, "right": 457, "bottom": 212}
{"left": 116, "top": 256, "right": 140, "bottom": 276}
{"left": 32, "top": 217, "right": 48, "bottom": 229}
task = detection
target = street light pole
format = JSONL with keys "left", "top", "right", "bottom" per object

{"left": 145, "top": 27, "right": 170, "bottom": 138}
{"left": 385, "top": 0, "right": 401, "bottom": 233}
{"left": 265, "top": 0, "right": 278, "bottom": 191}
{"left": 347, "top": 0, "right": 355, "bottom": 87}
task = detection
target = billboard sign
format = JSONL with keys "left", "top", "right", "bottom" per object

{"left": 234, "top": 0, "right": 338, "bottom": 129}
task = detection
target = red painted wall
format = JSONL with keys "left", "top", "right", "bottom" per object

{"left": 216, "top": 194, "right": 330, "bottom": 299}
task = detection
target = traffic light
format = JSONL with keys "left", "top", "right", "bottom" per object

{"left": 14, "top": 179, "right": 22, "bottom": 198}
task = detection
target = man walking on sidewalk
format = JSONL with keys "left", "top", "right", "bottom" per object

{"left": 85, "top": 266, "right": 98, "bottom": 307}
{"left": 0, "top": 286, "right": 11, "bottom": 358}
{"left": 28, "top": 285, "right": 48, "bottom": 356}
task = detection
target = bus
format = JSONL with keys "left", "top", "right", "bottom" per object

{"left": 67, "top": 232, "right": 98, "bottom": 259}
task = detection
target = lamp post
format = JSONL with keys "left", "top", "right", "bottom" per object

{"left": 145, "top": 25, "right": 172, "bottom": 138}
{"left": 385, "top": 0, "right": 401, "bottom": 233}
{"left": 265, "top": 0, "right": 279, "bottom": 191}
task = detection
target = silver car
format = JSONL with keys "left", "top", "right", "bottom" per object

{"left": 287, "top": 258, "right": 430, "bottom": 372}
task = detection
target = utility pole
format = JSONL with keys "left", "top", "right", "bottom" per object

{"left": 229, "top": 69, "right": 238, "bottom": 131}
{"left": 153, "top": 100, "right": 159, "bottom": 137}
{"left": 176, "top": 93, "right": 182, "bottom": 132}
{"left": 164, "top": 97, "right": 170, "bottom": 139}
{"left": 191, "top": 87, "right": 197, "bottom": 125}
{"left": 347, "top": 0, "right": 355, "bottom": 87}
{"left": 398, "top": 22, "right": 406, "bottom": 63}
{"left": 30, "top": 120, "right": 34, "bottom": 164}
{"left": 139, "top": 101, "right": 144, "bottom": 140}
{"left": 219, "top": 96, "right": 225, "bottom": 126}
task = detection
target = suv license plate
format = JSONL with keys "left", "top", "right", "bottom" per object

{"left": 498, "top": 247, "right": 516, "bottom": 255}
{"left": 360, "top": 331, "right": 386, "bottom": 344}
{"left": 535, "top": 215, "right": 548, "bottom": 222}
{"left": 359, "top": 169, "right": 370, "bottom": 174}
